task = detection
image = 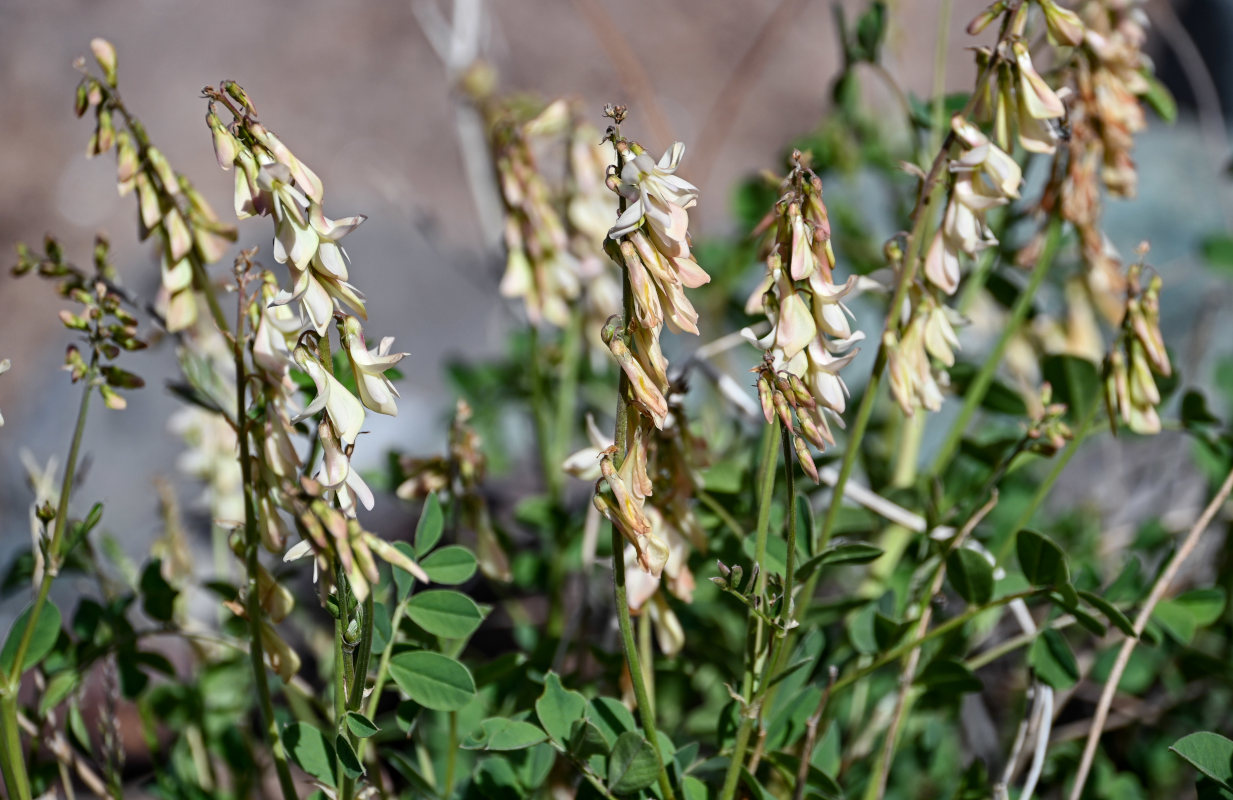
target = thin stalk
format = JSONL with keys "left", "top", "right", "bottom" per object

{"left": 235, "top": 298, "right": 299, "bottom": 800}
{"left": 445, "top": 711, "right": 458, "bottom": 798}
{"left": 612, "top": 530, "right": 674, "bottom": 799}
{"left": 743, "top": 423, "right": 782, "bottom": 697}
{"left": 638, "top": 611, "right": 655, "bottom": 716}
{"left": 720, "top": 426, "right": 800, "bottom": 800}
{"left": 929, "top": 217, "right": 1063, "bottom": 475}
{"left": 605, "top": 123, "right": 674, "bottom": 800}
{"left": 6, "top": 357, "right": 96, "bottom": 685}
{"left": 697, "top": 490, "right": 746, "bottom": 540}
{"left": 830, "top": 589, "right": 1038, "bottom": 695}
{"left": 341, "top": 592, "right": 375, "bottom": 800}
{"left": 334, "top": 565, "right": 349, "bottom": 789}
{"left": 0, "top": 354, "right": 97, "bottom": 800}
{"left": 552, "top": 306, "right": 584, "bottom": 483}
{"left": 0, "top": 696, "right": 29, "bottom": 800}
{"left": 528, "top": 325, "right": 562, "bottom": 503}
{"left": 358, "top": 599, "right": 408, "bottom": 761}
{"left": 995, "top": 397, "right": 1099, "bottom": 566}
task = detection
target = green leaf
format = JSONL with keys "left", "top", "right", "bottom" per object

{"left": 1041, "top": 354, "right": 1101, "bottom": 423}
{"left": 462, "top": 717, "right": 548, "bottom": 751}
{"left": 947, "top": 548, "right": 994, "bottom": 605}
{"left": 1141, "top": 69, "right": 1177, "bottom": 123}
{"left": 797, "top": 541, "right": 884, "bottom": 581}
{"left": 345, "top": 711, "right": 380, "bottom": 738}
{"left": 1177, "top": 588, "right": 1227, "bottom": 625}
{"left": 568, "top": 719, "right": 609, "bottom": 760}
{"left": 1152, "top": 590, "right": 1223, "bottom": 645}
{"left": 536, "top": 671, "right": 588, "bottom": 744}
{"left": 415, "top": 493, "right": 444, "bottom": 556}
{"left": 761, "top": 751, "right": 843, "bottom": 799}
{"left": 1016, "top": 529, "right": 1070, "bottom": 588}
{"left": 1172, "top": 732, "right": 1233, "bottom": 787}
{"left": 388, "top": 651, "right": 476, "bottom": 711}
{"left": 139, "top": 559, "right": 178, "bottom": 622}
{"left": 39, "top": 671, "right": 79, "bottom": 715}
{"left": 1078, "top": 590, "right": 1136, "bottom": 637}
{"left": 420, "top": 546, "right": 478, "bottom": 585}
{"left": 392, "top": 542, "right": 419, "bottom": 600}
{"left": 282, "top": 723, "right": 336, "bottom": 786}
{"left": 1182, "top": 390, "right": 1223, "bottom": 428}
{"left": 0, "top": 602, "right": 62, "bottom": 676}
{"left": 335, "top": 734, "right": 364, "bottom": 779}
{"left": 1030, "top": 629, "right": 1080, "bottom": 689}
{"left": 589, "top": 697, "right": 637, "bottom": 747}
{"left": 1202, "top": 234, "right": 1233, "bottom": 272}
{"left": 606, "top": 731, "right": 660, "bottom": 794}
{"left": 854, "top": 1, "right": 887, "bottom": 63}
{"left": 915, "top": 659, "right": 983, "bottom": 697}
{"left": 406, "top": 590, "right": 485, "bottom": 639}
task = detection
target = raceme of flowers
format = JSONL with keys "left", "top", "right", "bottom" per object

{"left": 203, "top": 83, "right": 423, "bottom": 608}
{"left": 744, "top": 156, "right": 861, "bottom": 481}
{"left": 1105, "top": 255, "right": 1170, "bottom": 435}
{"left": 594, "top": 134, "right": 711, "bottom": 582}
{"left": 924, "top": 115, "right": 1025, "bottom": 296}
{"left": 77, "top": 40, "right": 237, "bottom": 332}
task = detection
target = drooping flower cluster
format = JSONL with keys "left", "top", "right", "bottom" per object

{"left": 1054, "top": 0, "right": 1158, "bottom": 319}
{"left": 593, "top": 123, "right": 711, "bottom": 580}
{"left": 489, "top": 99, "right": 623, "bottom": 355}
{"left": 76, "top": 40, "right": 236, "bottom": 331}
{"left": 885, "top": 289, "right": 962, "bottom": 414}
{"left": 203, "top": 82, "right": 424, "bottom": 604}
{"left": 924, "top": 116, "right": 1025, "bottom": 295}
{"left": 1104, "top": 251, "right": 1170, "bottom": 434}
{"left": 492, "top": 101, "right": 581, "bottom": 328}
{"left": 565, "top": 398, "right": 708, "bottom": 655}
{"left": 744, "top": 154, "right": 862, "bottom": 479}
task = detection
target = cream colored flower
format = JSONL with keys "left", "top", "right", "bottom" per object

{"left": 342, "top": 316, "right": 406, "bottom": 417}
{"left": 293, "top": 347, "right": 365, "bottom": 446}
{"left": 608, "top": 142, "right": 699, "bottom": 249}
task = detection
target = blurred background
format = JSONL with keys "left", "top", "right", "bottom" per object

{"left": 0, "top": 0, "right": 1230, "bottom": 626}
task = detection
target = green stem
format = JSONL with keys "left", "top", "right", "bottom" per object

{"left": 445, "top": 711, "right": 458, "bottom": 798}
{"left": 697, "top": 490, "right": 747, "bottom": 540}
{"left": 552, "top": 307, "right": 585, "bottom": 484}
{"left": 528, "top": 325, "right": 562, "bottom": 503}
{"left": 994, "top": 392, "right": 1100, "bottom": 566}
{"left": 0, "top": 354, "right": 98, "bottom": 800}
{"left": 720, "top": 425, "right": 800, "bottom": 800}
{"left": 612, "top": 528, "right": 675, "bottom": 800}
{"left": 605, "top": 126, "right": 675, "bottom": 800}
{"left": 7, "top": 358, "right": 96, "bottom": 686}
{"left": 333, "top": 567, "right": 349, "bottom": 789}
{"left": 234, "top": 305, "right": 299, "bottom": 800}
{"left": 929, "top": 217, "right": 1063, "bottom": 475}
{"left": 830, "top": 589, "right": 1038, "bottom": 695}
{"left": 0, "top": 695, "right": 30, "bottom": 800}
{"left": 743, "top": 423, "right": 782, "bottom": 697}
{"left": 341, "top": 592, "right": 374, "bottom": 800}
{"left": 358, "top": 599, "right": 408, "bottom": 762}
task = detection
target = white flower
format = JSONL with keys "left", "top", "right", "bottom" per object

{"left": 342, "top": 316, "right": 406, "bottom": 416}
{"left": 608, "top": 142, "right": 699, "bottom": 249}
{"left": 293, "top": 347, "right": 366, "bottom": 446}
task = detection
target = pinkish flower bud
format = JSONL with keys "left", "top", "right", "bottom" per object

{"left": 90, "top": 38, "right": 118, "bottom": 87}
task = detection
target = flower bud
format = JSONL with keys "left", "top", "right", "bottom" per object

{"left": 966, "top": 1, "right": 1004, "bottom": 35}
{"left": 1040, "top": 0, "right": 1084, "bottom": 47}
{"left": 90, "top": 38, "right": 118, "bottom": 87}
{"left": 793, "top": 434, "right": 820, "bottom": 483}
{"left": 757, "top": 373, "right": 775, "bottom": 424}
